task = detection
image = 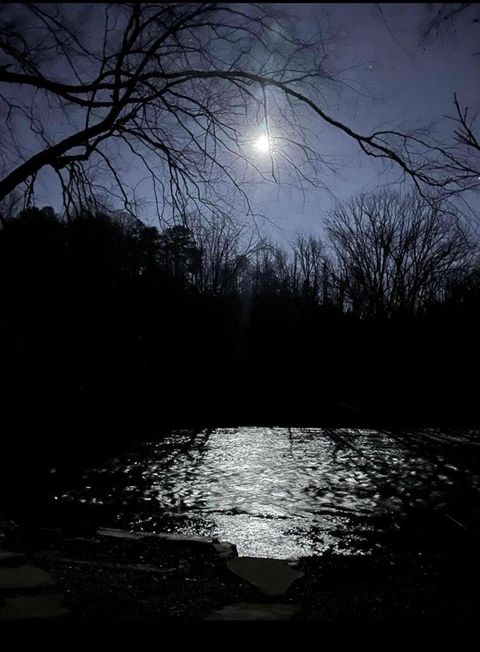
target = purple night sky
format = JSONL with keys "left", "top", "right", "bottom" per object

{"left": 7, "top": 3, "right": 480, "bottom": 241}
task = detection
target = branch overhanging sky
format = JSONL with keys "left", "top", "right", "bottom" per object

{"left": 3, "top": 2, "right": 480, "bottom": 242}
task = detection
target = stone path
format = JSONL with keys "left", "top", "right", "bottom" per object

{"left": 0, "top": 528, "right": 304, "bottom": 621}
{"left": 0, "top": 594, "right": 69, "bottom": 621}
{"left": 98, "top": 528, "right": 304, "bottom": 620}
{"left": 205, "top": 557, "right": 303, "bottom": 620}
{"left": 227, "top": 557, "right": 304, "bottom": 596}
{"left": 0, "top": 542, "right": 70, "bottom": 622}
{"left": 205, "top": 602, "right": 301, "bottom": 621}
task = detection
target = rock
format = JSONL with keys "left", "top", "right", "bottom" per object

{"left": 96, "top": 528, "right": 142, "bottom": 540}
{"left": 227, "top": 557, "right": 304, "bottom": 596}
{"left": 151, "top": 532, "right": 214, "bottom": 545}
{"left": 0, "top": 564, "right": 56, "bottom": 590}
{"left": 0, "top": 519, "right": 17, "bottom": 540}
{"left": 213, "top": 541, "right": 238, "bottom": 560}
{"left": 96, "top": 527, "right": 214, "bottom": 545}
{"left": 0, "top": 550, "right": 27, "bottom": 566}
{"left": 0, "top": 594, "right": 69, "bottom": 621}
{"left": 205, "top": 602, "right": 301, "bottom": 621}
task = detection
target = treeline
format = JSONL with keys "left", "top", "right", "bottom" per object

{"left": 1, "top": 191, "right": 480, "bottom": 461}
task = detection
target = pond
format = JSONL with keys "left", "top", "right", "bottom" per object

{"left": 53, "top": 427, "right": 480, "bottom": 558}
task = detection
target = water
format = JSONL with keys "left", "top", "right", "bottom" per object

{"left": 55, "top": 427, "right": 480, "bottom": 558}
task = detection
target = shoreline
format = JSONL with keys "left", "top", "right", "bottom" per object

{"left": 2, "top": 521, "right": 480, "bottom": 622}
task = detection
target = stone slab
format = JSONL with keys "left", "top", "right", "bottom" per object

{"left": 96, "top": 527, "right": 214, "bottom": 545}
{"left": 205, "top": 602, "right": 301, "bottom": 621}
{"left": 0, "top": 564, "right": 55, "bottom": 590}
{"left": 227, "top": 557, "right": 304, "bottom": 596}
{"left": 213, "top": 541, "right": 238, "bottom": 560}
{"left": 0, "top": 551, "right": 26, "bottom": 565}
{"left": 0, "top": 594, "right": 69, "bottom": 621}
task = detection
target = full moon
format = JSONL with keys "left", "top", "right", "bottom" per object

{"left": 254, "top": 133, "right": 271, "bottom": 154}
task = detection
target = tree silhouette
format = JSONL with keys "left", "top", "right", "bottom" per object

{"left": 185, "top": 210, "right": 258, "bottom": 295}
{"left": 421, "top": 3, "right": 480, "bottom": 43}
{"left": 326, "top": 192, "right": 475, "bottom": 318}
{"left": 158, "top": 223, "right": 202, "bottom": 284}
{"left": 0, "top": 2, "right": 478, "bottom": 222}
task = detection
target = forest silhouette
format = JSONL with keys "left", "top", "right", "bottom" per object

{"left": 1, "top": 194, "right": 479, "bottom": 470}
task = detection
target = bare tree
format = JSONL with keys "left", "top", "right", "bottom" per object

{"left": 426, "top": 93, "right": 480, "bottom": 203}
{"left": 446, "top": 94, "right": 480, "bottom": 170}
{"left": 326, "top": 191, "right": 476, "bottom": 318}
{"left": 0, "top": 2, "right": 478, "bottom": 223}
{"left": 417, "top": 5, "right": 480, "bottom": 200}
{"left": 268, "top": 243, "right": 293, "bottom": 297}
{"left": 0, "top": 187, "right": 22, "bottom": 223}
{"left": 156, "top": 223, "right": 201, "bottom": 285}
{"left": 420, "top": 3, "right": 480, "bottom": 44}
{"left": 246, "top": 242, "right": 276, "bottom": 296}
{"left": 239, "top": 232, "right": 333, "bottom": 303}
{"left": 290, "top": 232, "right": 330, "bottom": 302}
{"left": 186, "top": 210, "right": 260, "bottom": 295}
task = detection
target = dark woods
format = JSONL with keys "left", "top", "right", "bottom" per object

{"left": 1, "top": 192, "right": 479, "bottom": 464}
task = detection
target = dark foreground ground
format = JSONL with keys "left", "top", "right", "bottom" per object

{"left": 1, "top": 517, "right": 480, "bottom": 623}
{"left": 2, "top": 425, "right": 480, "bottom": 624}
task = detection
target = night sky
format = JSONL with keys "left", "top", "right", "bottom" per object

{"left": 6, "top": 3, "right": 480, "bottom": 241}
{"left": 254, "top": 2, "right": 480, "bottom": 242}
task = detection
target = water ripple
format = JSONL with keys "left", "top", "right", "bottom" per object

{"left": 59, "top": 427, "right": 480, "bottom": 558}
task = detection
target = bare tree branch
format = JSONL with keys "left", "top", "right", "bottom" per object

{"left": 0, "top": 2, "right": 478, "bottom": 223}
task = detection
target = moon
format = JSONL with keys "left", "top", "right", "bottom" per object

{"left": 254, "top": 133, "right": 271, "bottom": 154}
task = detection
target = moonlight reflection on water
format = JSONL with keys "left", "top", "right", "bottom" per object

{"left": 60, "top": 427, "right": 480, "bottom": 558}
